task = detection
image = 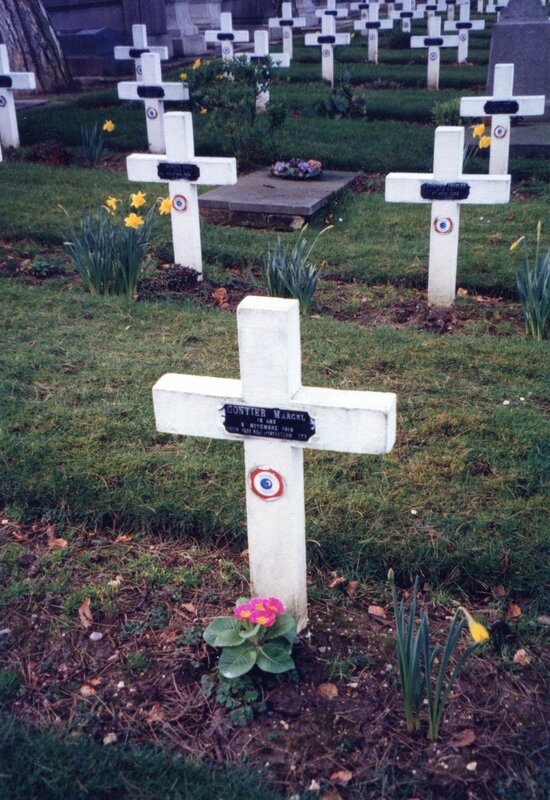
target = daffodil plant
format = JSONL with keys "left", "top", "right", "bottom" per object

{"left": 511, "top": 221, "right": 550, "bottom": 341}
{"left": 463, "top": 122, "right": 491, "bottom": 171}
{"left": 203, "top": 597, "right": 297, "bottom": 679}
{"left": 80, "top": 119, "right": 115, "bottom": 166}
{"left": 63, "top": 192, "right": 171, "bottom": 297}
{"left": 389, "top": 569, "right": 489, "bottom": 740}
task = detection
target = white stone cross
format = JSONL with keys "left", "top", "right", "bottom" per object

{"left": 305, "top": 14, "right": 351, "bottom": 86}
{"left": 485, "top": 1, "right": 509, "bottom": 17}
{"left": 118, "top": 52, "right": 189, "bottom": 154}
{"left": 444, "top": 1, "right": 485, "bottom": 63}
{"left": 152, "top": 295, "right": 397, "bottom": 628}
{"left": 268, "top": 2, "right": 306, "bottom": 59}
{"left": 204, "top": 12, "right": 250, "bottom": 61}
{"left": 460, "top": 63, "right": 545, "bottom": 174}
{"left": 0, "top": 45, "right": 36, "bottom": 149}
{"left": 385, "top": 126, "right": 511, "bottom": 306}
{"left": 353, "top": 1, "right": 393, "bottom": 64}
{"left": 390, "top": 0, "right": 424, "bottom": 33}
{"left": 240, "top": 31, "right": 290, "bottom": 112}
{"left": 126, "top": 111, "right": 237, "bottom": 276}
{"left": 315, "top": 0, "right": 350, "bottom": 19}
{"left": 411, "top": 15, "right": 458, "bottom": 90}
{"left": 350, "top": 2, "right": 371, "bottom": 38}
{"left": 114, "top": 24, "right": 169, "bottom": 81}
{"left": 416, "top": 2, "right": 443, "bottom": 19}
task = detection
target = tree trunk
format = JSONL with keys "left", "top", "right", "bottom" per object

{"left": 0, "top": 0, "right": 72, "bottom": 91}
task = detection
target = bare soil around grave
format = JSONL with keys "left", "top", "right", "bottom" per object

{"left": 1, "top": 518, "right": 548, "bottom": 800}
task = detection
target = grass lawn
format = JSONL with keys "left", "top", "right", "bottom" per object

{"left": 1, "top": 10, "right": 549, "bottom": 799}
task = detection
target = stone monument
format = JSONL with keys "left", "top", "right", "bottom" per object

{"left": 488, "top": 0, "right": 550, "bottom": 115}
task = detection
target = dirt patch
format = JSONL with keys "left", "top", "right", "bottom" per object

{"left": 1, "top": 518, "right": 548, "bottom": 799}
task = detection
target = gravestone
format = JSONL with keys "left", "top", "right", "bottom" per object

{"left": 0, "top": 45, "right": 36, "bottom": 149}
{"left": 350, "top": 2, "right": 371, "bottom": 38}
{"left": 444, "top": 1, "right": 485, "bottom": 63}
{"left": 167, "top": 1, "right": 207, "bottom": 56}
{"left": 488, "top": 0, "right": 550, "bottom": 116}
{"left": 268, "top": 2, "right": 306, "bottom": 59}
{"left": 114, "top": 24, "right": 169, "bottom": 80}
{"left": 126, "top": 111, "right": 237, "bottom": 275}
{"left": 460, "top": 63, "right": 545, "bottom": 173}
{"left": 353, "top": 1, "right": 393, "bottom": 64}
{"left": 118, "top": 52, "right": 189, "bottom": 153}
{"left": 305, "top": 14, "right": 351, "bottom": 86}
{"left": 385, "top": 126, "right": 511, "bottom": 306}
{"left": 411, "top": 15, "right": 458, "bottom": 90}
{"left": 240, "top": 31, "right": 290, "bottom": 111}
{"left": 152, "top": 295, "right": 397, "bottom": 627}
{"left": 315, "top": 0, "right": 350, "bottom": 19}
{"left": 390, "top": 0, "right": 424, "bottom": 33}
{"left": 204, "top": 12, "right": 249, "bottom": 60}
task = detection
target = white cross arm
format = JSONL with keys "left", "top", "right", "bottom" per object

{"left": 114, "top": 45, "right": 169, "bottom": 60}
{"left": 153, "top": 374, "right": 397, "bottom": 455}
{"left": 391, "top": 9, "right": 425, "bottom": 19}
{"left": 411, "top": 34, "right": 458, "bottom": 47}
{"left": 127, "top": 153, "right": 237, "bottom": 186}
{"left": 354, "top": 19, "right": 393, "bottom": 30}
{"left": 205, "top": 29, "right": 250, "bottom": 44}
{"left": 1, "top": 72, "right": 36, "bottom": 90}
{"left": 268, "top": 15, "right": 306, "bottom": 27}
{"left": 117, "top": 82, "right": 189, "bottom": 102}
{"left": 443, "top": 19, "right": 485, "bottom": 31}
{"left": 305, "top": 32, "right": 352, "bottom": 45}
{"left": 460, "top": 95, "right": 546, "bottom": 117}
{"left": 385, "top": 172, "right": 511, "bottom": 204}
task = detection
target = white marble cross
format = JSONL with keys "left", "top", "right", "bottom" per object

{"left": 416, "top": 2, "right": 443, "bottom": 19}
{"left": 114, "top": 24, "right": 169, "bottom": 81}
{"left": 390, "top": 0, "right": 424, "bottom": 33}
{"left": 205, "top": 12, "right": 250, "bottom": 61}
{"left": 385, "top": 126, "right": 510, "bottom": 306}
{"left": 485, "top": 1, "right": 509, "bottom": 17}
{"left": 118, "top": 52, "right": 189, "bottom": 154}
{"left": 353, "top": 1, "right": 393, "bottom": 64}
{"left": 315, "top": 0, "right": 350, "bottom": 19}
{"left": 0, "top": 45, "right": 36, "bottom": 149}
{"left": 240, "top": 31, "right": 290, "bottom": 111}
{"left": 126, "top": 111, "right": 237, "bottom": 275}
{"left": 444, "top": 1, "right": 485, "bottom": 63}
{"left": 350, "top": 2, "right": 371, "bottom": 37}
{"left": 305, "top": 14, "right": 351, "bottom": 86}
{"left": 460, "top": 63, "right": 545, "bottom": 174}
{"left": 411, "top": 15, "right": 458, "bottom": 90}
{"left": 153, "top": 295, "right": 397, "bottom": 627}
{"left": 268, "top": 2, "right": 306, "bottom": 59}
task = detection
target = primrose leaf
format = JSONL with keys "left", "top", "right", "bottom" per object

{"left": 214, "top": 628, "right": 245, "bottom": 647}
{"left": 264, "top": 613, "right": 297, "bottom": 643}
{"left": 203, "top": 616, "right": 239, "bottom": 646}
{"left": 218, "top": 643, "right": 257, "bottom": 679}
{"left": 256, "top": 642, "right": 295, "bottom": 674}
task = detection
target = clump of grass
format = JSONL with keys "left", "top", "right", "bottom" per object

{"left": 512, "top": 222, "right": 550, "bottom": 341}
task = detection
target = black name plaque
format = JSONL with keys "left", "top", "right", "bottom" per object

{"left": 424, "top": 37, "right": 444, "bottom": 46}
{"left": 0, "top": 76, "right": 13, "bottom": 88}
{"left": 129, "top": 48, "right": 150, "bottom": 58}
{"left": 157, "top": 162, "right": 201, "bottom": 181}
{"left": 318, "top": 35, "right": 336, "bottom": 43}
{"left": 217, "top": 32, "right": 235, "bottom": 41}
{"left": 456, "top": 22, "right": 473, "bottom": 29}
{"left": 222, "top": 404, "right": 316, "bottom": 442}
{"left": 484, "top": 100, "right": 519, "bottom": 115}
{"left": 421, "top": 181, "right": 470, "bottom": 201}
{"left": 365, "top": 21, "right": 381, "bottom": 28}
{"left": 280, "top": 19, "right": 294, "bottom": 26}
{"left": 137, "top": 85, "right": 165, "bottom": 99}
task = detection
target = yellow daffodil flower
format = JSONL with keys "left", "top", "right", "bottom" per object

{"left": 105, "top": 196, "right": 119, "bottom": 212}
{"left": 471, "top": 123, "right": 485, "bottom": 138}
{"left": 509, "top": 236, "right": 525, "bottom": 252}
{"left": 158, "top": 197, "right": 172, "bottom": 215}
{"left": 200, "top": 107, "right": 208, "bottom": 115}
{"left": 192, "top": 58, "right": 202, "bottom": 70}
{"left": 478, "top": 135, "right": 491, "bottom": 149}
{"left": 103, "top": 120, "right": 115, "bottom": 133}
{"left": 124, "top": 212, "right": 144, "bottom": 229}
{"left": 459, "top": 607, "right": 490, "bottom": 644}
{"left": 130, "top": 191, "right": 147, "bottom": 209}
{"left": 180, "top": 72, "right": 188, "bottom": 81}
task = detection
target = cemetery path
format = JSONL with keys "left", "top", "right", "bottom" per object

{"left": 1, "top": 516, "right": 548, "bottom": 800}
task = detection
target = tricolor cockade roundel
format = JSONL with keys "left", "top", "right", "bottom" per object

{"left": 249, "top": 467, "right": 285, "bottom": 500}
{"left": 434, "top": 216, "right": 453, "bottom": 235}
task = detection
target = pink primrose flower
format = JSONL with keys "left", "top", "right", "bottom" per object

{"left": 249, "top": 610, "right": 276, "bottom": 627}
{"left": 263, "top": 597, "right": 285, "bottom": 615}
{"left": 234, "top": 601, "right": 254, "bottom": 621}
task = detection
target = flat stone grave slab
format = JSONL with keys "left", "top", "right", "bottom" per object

{"left": 199, "top": 168, "right": 357, "bottom": 230}
{"left": 510, "top": 120, "right": 550, "bottom": 157}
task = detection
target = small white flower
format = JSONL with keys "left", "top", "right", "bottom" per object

{"left": 410, "top": 509, "right": 418, "bottom": 515}
{"left": 502, "top": 400, "right": 510, "bottom": 406}
{"left": 466, "top": 761, "right": 478, "bottom": 772}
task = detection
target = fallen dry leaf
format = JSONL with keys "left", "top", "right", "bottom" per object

{"left": 79, "top": 683, "right": 96, "bottom": 697}
{"left": 507, "top": 602, "right": 522, "bottom": 620}
{"left": 513, "top": 648, "right": 531, "bottom": 666}
{"left": 457, "top": 287, "right": 468, "bottom": 296}
{"left": 46, "top": 526, "right": 68, "bottom": 550}
{"left": 146, "top": 704, "right": 165, "bottom": 723}
{"left": 181, "top": 602, "right": 196, "bottom": 614}
{"left": 103, "top": 732, "right": 118, "bottom": 745}
{"left": 107, "top": 574, "right": 123, "bottom": 587}
{"left": 345, "top": 580, "right": 359, "bottom": 598}
{"left": 114, "top": 533, "right": 133, "bottom": 543}
{"left": 330, "top": 768, "right": 353, "bottom": 786}
{"left": 328, "top": 575, "right": 346, "bottom": 590}
{"left": 317, "top": 683, "right": 338, "bottom": 700}
{"left": 450, "top": 728, "right": 476, "bottom": 748}
{"left": 492, "top": 585, "right": 507, "bottom": 597}
{"left": 368, "top": 605, "right": 387, "bottom": 619}
{"left": 78, "top": 597, "right": 93, "bottom": 629}
{"left": 321, "top": 789, "right": 343, "bottom": 800}
{"left": 211, "top": 287, "right": 229, "bottom": 308}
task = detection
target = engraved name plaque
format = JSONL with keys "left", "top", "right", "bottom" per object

{"left": 484, "top": 100, "right": 519, "bottom": 115}
{"left": 137, "top": 85, "right": 165, "bottom": 99}
{"left": 222, "top": 404, "right": 316, "bottom": 442}
{"left": 420, "top": 181, "right": 471, "bottom": 201}
{"left": 157, "top": 162, "right": 201, "bottom": 181}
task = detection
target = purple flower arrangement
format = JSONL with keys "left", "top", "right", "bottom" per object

{"left": 271, "top": 158, "right": 323, "bottom": 180}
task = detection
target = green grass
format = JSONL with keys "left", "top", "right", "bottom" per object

{"left": 0, "top": 715, "right": 281, "bottom": 800}
{"left": 0, "top": 281, "right": 548, "bottom": 603}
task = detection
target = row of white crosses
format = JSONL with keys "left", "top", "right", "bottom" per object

{"left": 0, "top": 44, "right": 36, "bottom": 150}
{"left": 386, "top": 126, "right": 511, "bottom": 307}
{"left": 354, "top": 2, "right": 394, "bottom": 64}
{"left": 205, "top": 12, "right": 249, "bottom": 61}
{"left": 152, "top": 295, "right": 397, "bottom": 627}
{"left": 444, "top": 1, "right": 485, "bottom": 64}
{"left": 305, "top": 14, "right": 351, "bottom": 86}
{"left": 411, "top": 16, "right": 458, "bottom": 89}
{"left": 268, "top": 2, "right": 306, "bottom": 60}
